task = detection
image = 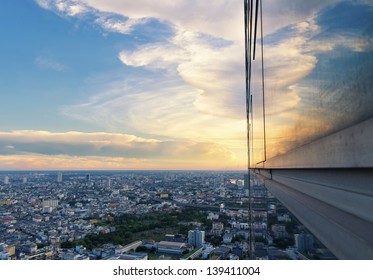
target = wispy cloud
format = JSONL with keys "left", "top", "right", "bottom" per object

{"left": 61, "top": 74, "right": 246, "bottom": 147}
{"left": 0, "top": 130, "right": 237, "bottom": 170}
{"left": 77, "top": 0, "right": 244, "bottom": 41}
{"left": 35, "top": 0, "right": 52, "bottom": 9}
{"left": 118, "top": 29, "right": 244, "bottom": 119}
{"left": 0, "top": 154, "right": 148, "bottom": 170}
{"left": 36, "top": 0, "right": 246, "bottom": 120}
{"left": 32, "top": 0, "right": 373, "bottom": 169}
{"left": 35, "top": 56, "right": 67, "bottom": 71}
{"left": 95, "top": 16, "right": 148, "bottom": 35}
{"left": 36, "top": 0, "right": 87, "bottom": 16}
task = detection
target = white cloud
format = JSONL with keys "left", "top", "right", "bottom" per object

{"left": 319, "top": 35, "right": 373, "bottom": 53}
{"left": 0, "top": 130, "right": 236, "bottom": 164}
{"left": 77, "top": 0, "right": 244, "bottom": 42}
{"left": 118, "top": 29, "right": 245, "bottom": 119}
{"left": 56, "top": 1, "right": 86, "bottom": 16}
{"left": 34, "top": 0, "right": 373, "bottom": 168}
{"left": 35, "top": 0, "right": 52, "bottom": 9}
{"left": 44, "top": 0, "right": 341, "bottom": 166}
{"left": 61, "top": 74, "right": 246, "bottom": 143}
{"left": 35, "top": 56, "right": 67, "bottom": 71}
{"left": 261, "top": 0, "right": 342, "bottom": 36}
{"left": 0, "top": 154, "right": 149, "bottom": 170}
{"left": 95, "top": 17, "right": 148, "bottom": 35}
{"left": 37, "top": 0, "right": 340, "bottom": 126}
{"left": 35, "top": 0, "right": 87, "bottom": 16}
{"left": 35, "top": 0, "right": 247, "bottom": 120}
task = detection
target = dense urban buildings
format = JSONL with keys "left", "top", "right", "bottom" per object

{"left": 0, "top": 170, "right": 334, "bottom": 260}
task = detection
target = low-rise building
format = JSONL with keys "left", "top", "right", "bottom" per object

{"left": 223, "top": 233, "right": 233, "bottom": 243}
{"left": 211, "top": 222, "right": 224, "bottom": 236}
{"left": 157, "top": 241, "right": 189, "bottom": 255}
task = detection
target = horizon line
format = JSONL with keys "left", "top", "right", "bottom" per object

{"left": 0, "top": 169, "right": 247, "bottom": 172}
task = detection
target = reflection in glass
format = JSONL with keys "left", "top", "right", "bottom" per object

{"left": 250, "top": 1, "right": 373, "bottom": 165}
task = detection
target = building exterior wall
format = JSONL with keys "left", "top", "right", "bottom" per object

{"left": 245, "top": 0, "right": 373, "bottom": 259}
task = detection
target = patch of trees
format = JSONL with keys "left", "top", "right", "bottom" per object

{"left": 61, "top": 209, "right": 212, "bottom": 250}
{"left": 273, "top": 237, "right": 294, "bottom": 250}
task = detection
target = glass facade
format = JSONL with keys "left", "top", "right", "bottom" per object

{"left": 245, "top": 0, "right": 373, "bottom": 259}
{"left": 247, "top": 0, "right": 373, "bottom": 167}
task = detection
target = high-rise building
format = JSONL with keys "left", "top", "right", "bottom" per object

{"left": 57, "top": 172, "right": 62, "bottom": 183}
{"left": 42, "top": 200, "right": 59, "bottom": 207}
{"left": 3, "top": 176, "right": 9, "bottom": 185}
{"left": 244, "top": 0, "right": 373, "bottom": 259}
{"left": 22, "top": 177, "right": 27, "bottom": 184}
{"left": 295, "top": 234, "right": 314, "bottom": 253}
{"left": 188, "top": 230, "right": 205, "bottom": 247}
{"left": 244, "top": 174, "right": 248, "bottom": 189}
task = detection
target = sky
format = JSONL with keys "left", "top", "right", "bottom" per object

{"left": 0, "top": 0, "right": 372, "bottom": 170}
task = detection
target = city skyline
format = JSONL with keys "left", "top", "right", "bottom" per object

{"left": 0, "top": 169, "right": 334, "bottom": 260}
{"left": 1, "top": 0, "right": 371, "bottom": 263}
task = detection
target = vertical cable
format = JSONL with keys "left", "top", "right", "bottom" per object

{"left": 253, "top": 0, "right": 259, "bottom": 60}
{"left": 245, "top": 0, "right": 251, "bottom": 259}
{"left": 249, "top": 0, "right": 256, "bottom": 260}
{"left": 244, "top": 0, "right": 250, "bottom": 175}
{"left": 259, "top": 0, "right": 268, "bottom": 258}
{"left": 244, "top": 0, "right": 255, "bottom": 260}
{"left": 244, "top": 0, "right": 250, "bottom": 168}
{"left": 249, "top": 0, "right": 253, "bottom": 65}
{"left": 250, "top": 94, "right": 255, "bottom": 259}
{"left": 260, "top": 0, "right": 267, "bottom": 162}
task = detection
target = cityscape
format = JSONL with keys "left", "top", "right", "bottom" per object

{"left": 0, "top": 170, "right": 335, "bottom": 260}
{"left": 0, "top": 0, "right": 372, "bottom": 264}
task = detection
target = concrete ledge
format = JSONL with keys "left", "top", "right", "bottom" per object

{"left": 256, "top": 169, "right": 373, "bottom": 259}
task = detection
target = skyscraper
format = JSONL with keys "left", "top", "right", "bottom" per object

{"left": 3, "top": 176, "right": 9, "bottom": 185}
{"left": 57, "top": 172, "right": 63, "bottom": 183}
{"left": 295, "top": 233, "right": 314, "bottom": 253}
{"left": 188, "top": 230, "right": 205, "bottom": 247}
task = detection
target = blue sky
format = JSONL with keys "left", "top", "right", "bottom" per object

{"left": 0, "top": 0, "right": 372, "bottom": 170}
{"left": 0, "top": 0, "right": 247, "bottom": 170}
{"left": 1, "top": 0, "right": 137, "bottom": 132}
